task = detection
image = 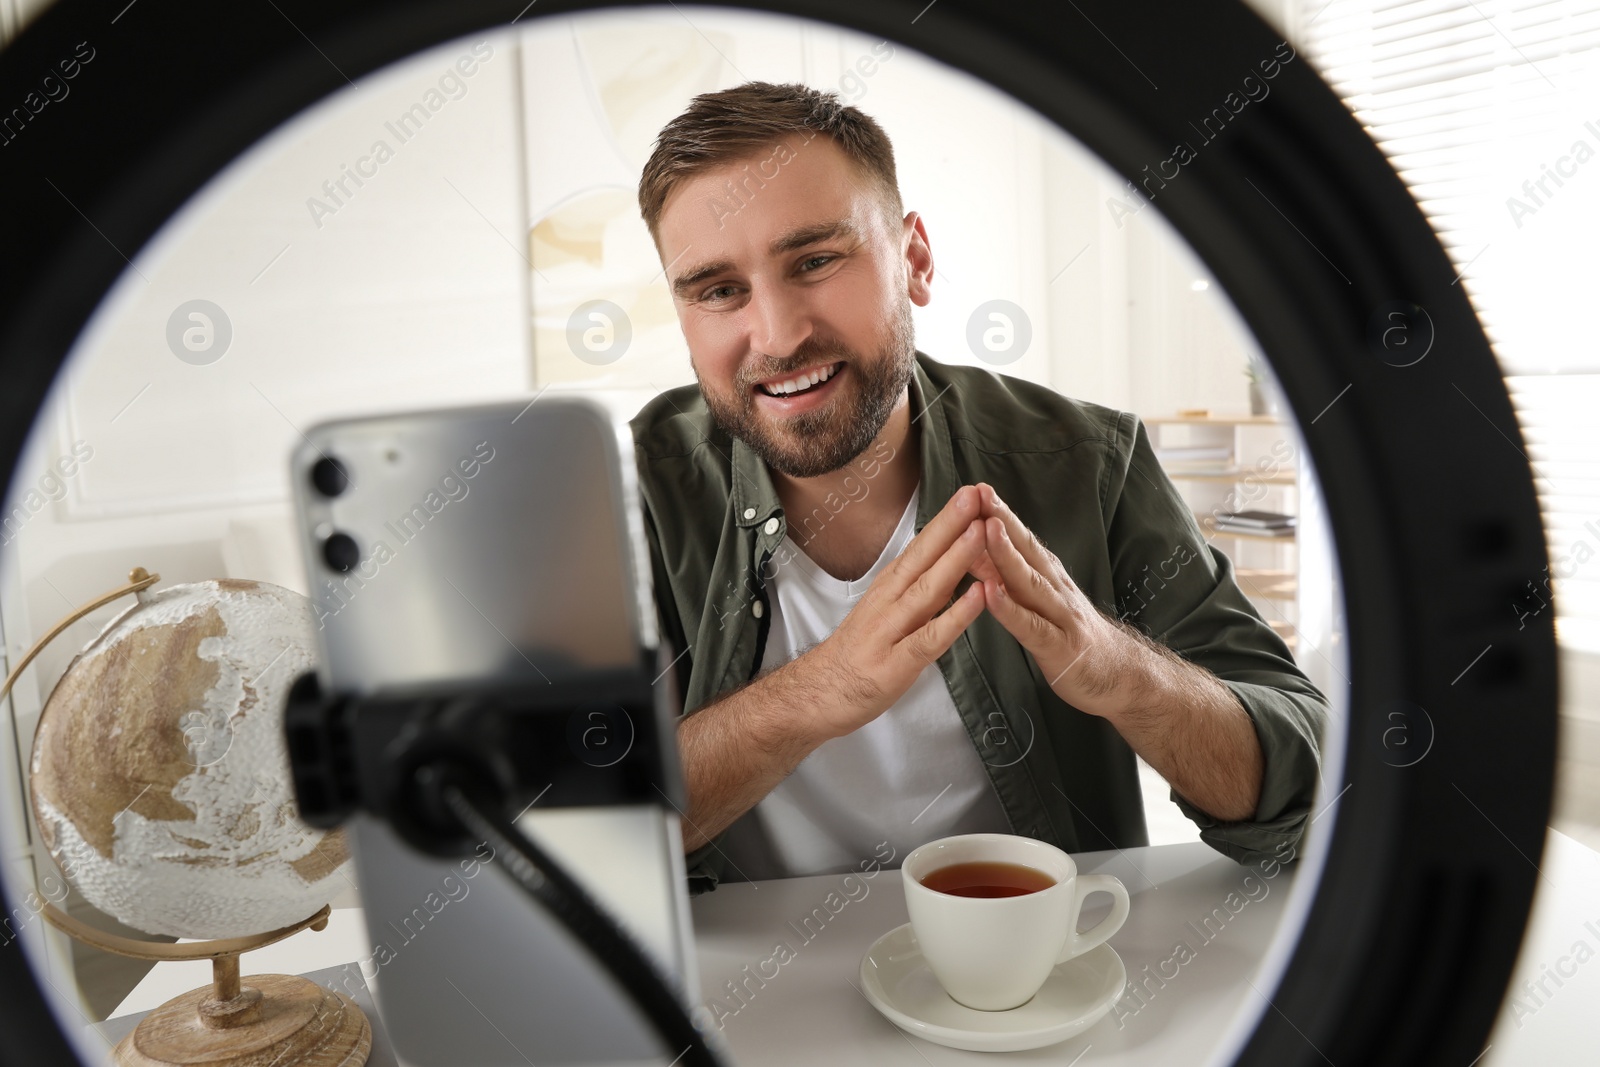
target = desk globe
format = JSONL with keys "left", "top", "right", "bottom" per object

{"left": 22, "top": 570, "right": 370, "bottom": 1067}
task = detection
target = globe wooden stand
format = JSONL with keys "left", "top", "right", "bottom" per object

{"left": 3, "top": 569, "right": 370, "bottom": 1067}
{"left": 40, "top": 901, "right": 371, "bottom": 1067}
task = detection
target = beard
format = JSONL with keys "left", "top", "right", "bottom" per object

{"left": 697, "top": 294, "right": 916, "bottom": 479}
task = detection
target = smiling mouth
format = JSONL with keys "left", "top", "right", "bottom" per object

{"left": 755, "top": 360, "right": 845, "bottom": 398}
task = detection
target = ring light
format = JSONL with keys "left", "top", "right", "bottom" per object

{"left": 0, "top": 2, "right": 1557, "bottom": 1065}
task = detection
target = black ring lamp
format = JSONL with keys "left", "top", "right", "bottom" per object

{"left": 0, "top": 2, "right": 1557, "bottom": 1065}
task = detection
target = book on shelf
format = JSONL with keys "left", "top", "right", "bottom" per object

{"left": 1214, "top": 510, "right": 1295, "bottom": 529}
{"left": 1213, "top": 522, "right": 1296, "bottom": 538}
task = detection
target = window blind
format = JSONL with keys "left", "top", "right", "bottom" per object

{"left": 1298, "top": 0, "right": 1600, "bottom": 649}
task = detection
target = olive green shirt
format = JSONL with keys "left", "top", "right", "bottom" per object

{"left": 630, "top": 352, "right": 1328, "bottom": 895}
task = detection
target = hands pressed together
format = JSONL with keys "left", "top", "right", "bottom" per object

{"left": 810, "top": 482, "right": 1143, "bottom": 743}
{"left": 682, "top": 480, "right": 1262, "bottom": 854}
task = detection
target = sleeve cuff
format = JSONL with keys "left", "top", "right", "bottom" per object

{"left": 683, "top": 835, "right": 729, "bottom": 896}
{"left": 1172, "top": 678, "right": 1327, "bottom": 867}
{"left": 1171, "top": 795, "right": 1312, "bottom": 868}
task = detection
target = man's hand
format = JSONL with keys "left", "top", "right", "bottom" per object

{"left": 964, "top": 482, "right": 1134, "bottom": 718}
{"left": 968, "top": 482, "right": 1265, "bottom": 822}
{"left": 673, "top": 483, "right": 991, "bottom": 853}
{"left": 804, "top": 483, "right": 990, "bottom": 742}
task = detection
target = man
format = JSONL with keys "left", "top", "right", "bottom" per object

{"left": 629, "top": 81, "right": 1327, "bottom": 893}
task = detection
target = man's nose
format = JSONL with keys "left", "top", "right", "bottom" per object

{"left": 747, "top": 281, "right": 813, "bottom": 360}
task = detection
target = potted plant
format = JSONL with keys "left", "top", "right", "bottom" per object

{"left": 1244, "top": 358, "right": 1280, "bottom": 417}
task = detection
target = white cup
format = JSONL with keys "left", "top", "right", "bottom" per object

{"left": 902, "top": 833, "right": 1131, "bottom": 1011}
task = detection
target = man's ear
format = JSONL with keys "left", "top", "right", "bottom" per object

{"left": 902, "top": 210, "right": 935, "bottom": 307}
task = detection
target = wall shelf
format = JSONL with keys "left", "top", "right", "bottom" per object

{"left": 1145, "top": 413, "right": 1284, "bottom": 425}
{"left": 1145, "top": 412, "right": 1301, "bottom": 649}
{"left": 1234, "top": 568, "right": 1298, "bottom": 600}
{"left": 1162, "top": 468, "right": 1297, "bottom": 485}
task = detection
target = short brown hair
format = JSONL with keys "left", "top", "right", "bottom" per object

{"left": 638, "top": 81, "right": 903, "bottom": 249}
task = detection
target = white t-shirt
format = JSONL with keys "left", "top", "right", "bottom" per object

{"left": 716, "top": 484, "right": 1012, "bottom": 882}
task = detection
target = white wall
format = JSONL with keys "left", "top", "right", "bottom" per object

{"left": 0, "top": 27, "right": 535, "bottom": 1014}
{"left": 510, "top": 8, "right": 1261, "bottom": 416}
{"left": 6, "top": 28, "right": 532, "bottom": 679}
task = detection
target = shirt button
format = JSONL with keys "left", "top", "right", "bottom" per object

{"left": 763, "top": 517, "right": 779, "bottom": 535}
{"left": 743, "top": 507, "right": 756, "bottom": 520}
{"left": 752, "top": 600, "right": 765, "bottom": 618}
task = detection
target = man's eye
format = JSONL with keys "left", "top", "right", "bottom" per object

{"left": 701, "top": 285, "right": 738, "bottom": 302}
{"left": 800, "top": 254, "right": 835, "bottom": 271}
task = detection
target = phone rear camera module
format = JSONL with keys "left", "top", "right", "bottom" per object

{"left": 310, "top": 456, "right": 350, "bottom": 497}
{"left": 322, "top": 532, "right": 360, "bottom": 573}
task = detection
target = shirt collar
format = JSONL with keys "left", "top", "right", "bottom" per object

{"left": 908, "top": 353, "right": 958, "bottom": 534}
{"left": 729, "top": 351, "right": 957, "bottom": 535}
{"left": 730, "top": 420, "right": 779, "bottom": 531}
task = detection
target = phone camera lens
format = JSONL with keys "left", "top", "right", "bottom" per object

{"left": 322, "top": 532, "right": 360, "bottom": 573}
{"left": 310, "top": 457, "right": 350, "bottom": 497}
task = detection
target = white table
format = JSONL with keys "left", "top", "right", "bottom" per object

{"left": 690, "top": 842, "right": 1291, "bottom": 1066}
{"left": 1482, "top": 828, "right": 1600, "bottom": 1065}
{"left": 109, "top": 836, "right": 1600, "bottom": 1065}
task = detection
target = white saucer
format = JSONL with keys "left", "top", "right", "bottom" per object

{"left": 858, "top": 923, "right": 1126, "bottom": 1053}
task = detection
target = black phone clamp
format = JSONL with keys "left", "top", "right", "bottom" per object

{"left": 282, "top": 662, "right": 684, "bottom": 858}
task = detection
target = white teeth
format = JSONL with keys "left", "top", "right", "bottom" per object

{"left": 762, "top": 363, "right": 839, "bottom": 397}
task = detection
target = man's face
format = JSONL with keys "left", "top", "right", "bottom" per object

{"left": 656, "top": 135, "right": 927, "bottom": 479}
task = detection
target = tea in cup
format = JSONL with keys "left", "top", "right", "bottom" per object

{"left": 902, "top": 833, "right": 1130, "bottom": 1011}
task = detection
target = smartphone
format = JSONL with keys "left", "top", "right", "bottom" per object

{"left": 288, "top": 396, "right": 698, "bottom": 1067}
